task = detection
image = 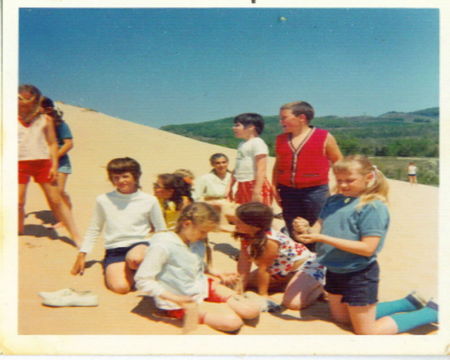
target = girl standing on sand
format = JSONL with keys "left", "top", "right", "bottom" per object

{"left": 135, "top": 202, "right": 260, "bottom": 333}
{"left": 18, "top": 84, "right": 82, "bottom": 246}
{"left": 295, "top": 155, "right": 438, "bottom": 334}
{"left": 40, "top": 97, "right": 74, "bottom": 228}
{"left": 230, "top": 202, "right": 325, "bottom": 311}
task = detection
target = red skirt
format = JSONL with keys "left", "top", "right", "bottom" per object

{"left": 235, "top": 179, "right": 273, "bottom": 206}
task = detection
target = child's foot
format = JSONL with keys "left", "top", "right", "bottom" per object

{"left": 406, "top": 290, "right": 428, "bottom": 309}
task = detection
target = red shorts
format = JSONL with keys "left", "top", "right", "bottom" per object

{"left": 19, "top": 159, "right": 53, "bottom": 184}
{"left": 235, "top": 179, "right": 273, "bottom": 206}
{"left": 158, "top": 278, "right": 230, "bottom": 322}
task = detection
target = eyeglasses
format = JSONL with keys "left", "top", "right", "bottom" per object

{"left": 153, "top": 182, "right": 165, "bottom": 189}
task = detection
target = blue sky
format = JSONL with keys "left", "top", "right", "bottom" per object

{"left": 19, "top": 8, "right": 439, "bottom": 128}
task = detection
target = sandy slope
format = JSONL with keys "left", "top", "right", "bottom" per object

{"left": 16, "top": 103, "right": 438, "bottom": 339}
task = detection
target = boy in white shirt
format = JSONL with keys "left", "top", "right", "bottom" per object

{"left": 228, "top": 113, "right": 272, "bottom": 205}
{"left": 71, "top": 157, "right": 167, "bottom": 294}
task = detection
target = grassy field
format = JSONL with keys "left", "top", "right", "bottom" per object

{"left": 369, "top": 156, "right": 439, "bottom": 186}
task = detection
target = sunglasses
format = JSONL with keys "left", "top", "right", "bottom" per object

{"left": 18, "top": 94, "right": 39, "bottom": 104}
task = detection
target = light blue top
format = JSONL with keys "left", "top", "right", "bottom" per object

{"left": 316, "top": 194, "right": 390, "bottom": 273}
{"left": 56, "top": 121, "right": 73, "bottom": 164}
{"left": 135, "top": 232, "right": 208, "bottom": 310}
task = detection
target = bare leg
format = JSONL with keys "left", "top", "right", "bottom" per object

{"left": 53, "top": 172, "right": 72, "bottom": 227}
{"left": 39, "top": 182, "right": 82, "bottom": 246}
{"left": 282, "top": 271, "right": 323, "bottom": 310}
{"left": 347, "top": 303, "right": 399, "bottom": 334}
{"left": 327, "top": 293, "right": 351, "bottom": 325}
{"left": 125, "top": 244, "right": 149, "bottom": 270}
{"left": 104, "top": 261, "right": 134, "bottom": 294}
{"left": 57, "top": 172, "right": 72, "bottom": 209}
{"left": 18, "top": 183, "right": 28, "bottom": 234}
{"left": 198, "top": 301, "right": 244, "bottom": 333}
{"left": 209, "top": 281, "right": 260, "bottom": 320}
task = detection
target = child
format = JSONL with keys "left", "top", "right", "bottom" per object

{"left": 407, "top": 161, "right": 418, "bottom": 185}
{"left": 272, "top": 101, "right": 343, "bottom": 249}
{"left": 40, "top": 97, "right": 74, "bottom": 228}
{"left": 192, "top": 153, "right": 232, "bottom": 201}
{"left": 71, "top": 157, "right": 167, "bottom": 294}
{"left": 228, "top": 113, "right": 272, "bottom": 205}
{"left": 18, "top": 84, "right": 82, "bottom": 246}
{"left": 295, "top": 155, "right": 438, "bottom": 334}
{"left": 232, "top": 202, "right": 325, "bottom": 310}
{"left": 135, "top": 202, "right": 261, "bottom": 333}
{"left": 153, "top": 173, "right": 193, "bottom": 230}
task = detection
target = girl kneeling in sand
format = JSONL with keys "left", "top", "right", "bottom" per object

{"left": 231, "top": 202, "right": 325, "bottom": 310}
{"left": 71, "top": 158, "right": 167, "bottom": 294}
{"left": 295, "top": 155, "right": 438, "bottom": 334}
{"left": 135, "top": 202, "right": 260, "bottom": 333}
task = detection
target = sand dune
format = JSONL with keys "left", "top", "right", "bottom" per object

{"left": 7, "top": 103, "right": 440, "bottom": 353}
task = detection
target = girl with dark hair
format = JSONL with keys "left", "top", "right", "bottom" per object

{"left": 154, "top": 173, "right": 193, "bottom": 229}
{"left": 232, "top": 202, "right": 325, "bottom": 310}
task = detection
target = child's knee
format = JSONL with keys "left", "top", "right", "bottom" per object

{"left": 107, "top": 280, "right": 132, "bottom": 294}
{"left": 126, "top": 255, "right": 143, "bottom": 271}
{"left": 219, "top": 314, "right": 244, "bottom": 332}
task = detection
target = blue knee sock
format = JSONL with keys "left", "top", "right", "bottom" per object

{"left": 376, "top": 294, "right": 423, "bottom": 319}
{"left": 390, "top": 306, "right": 438, "bottom": 333}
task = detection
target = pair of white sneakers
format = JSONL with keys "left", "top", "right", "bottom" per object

{"left": 38, "top": 288, "right": 98, "bottom": 307}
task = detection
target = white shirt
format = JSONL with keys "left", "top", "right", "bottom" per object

{"left": 192, "top": 171, "right": 232, "bottom": 201}
{"left": 234, "top": 137, "right": 268, "bottom": 182}
{"left": 80, "top": 190, "right": 167, "bottom": 254}
{"left": 135, "top": 232, "right": 208, "bottom": 310}
{"left": 18, "top": 114, "right": 50, "bottom": 160}
{"left": 408, "top": 165, "right": 417, "bottom": 175}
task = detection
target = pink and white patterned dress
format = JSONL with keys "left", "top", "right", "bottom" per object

{"left": 242, "top": 229, "right": 326, "bottom": 284}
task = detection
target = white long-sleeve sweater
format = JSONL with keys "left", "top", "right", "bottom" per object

{"left": 79, "top": 190, "right": 167, "bottom": 254}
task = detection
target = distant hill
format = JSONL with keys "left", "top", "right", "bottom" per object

{"left": 161, "top": 107, "right": 439, "bottom": 158}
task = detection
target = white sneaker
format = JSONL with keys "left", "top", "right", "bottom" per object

{"left": 38, "top": 288, "right": 92, "bottom": 299}
{"left": 40, "top": 288, "right": 98, "bottom": 307}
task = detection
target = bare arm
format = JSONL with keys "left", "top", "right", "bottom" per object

{"left": 325, "top": 133, "right": 343, "bottom": 164}
{"left": 298, "top": 233, "right": 381, "bottom": 257}
{"left": 253, "top": 240, "right": 279, "bottom": 296}
{"left": 57, "top": 138, "right": 74, "bottom": 159}
{"left": 252, "top": 154, "right": 267, "bottom": 202}
{"left": 226, "top": 171, "right": 236, "bottom": 201}
{"left": 237, "top": 244, "right": 253, "bottom": 289}
{"left": 271, "top": 157, "right": 281, "bottom": 205}
{"left": 43, "top": 116, "right": 59, "bottom": 181}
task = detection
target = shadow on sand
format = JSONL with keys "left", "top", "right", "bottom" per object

{"left": 131, "top": 296, "right": 182, "bottom": 328}
{"left": 210, "top": 241, "right": 240, "bottom": 261}
{"left": 27, "top": 210, "right": 57, "bottom": 225}
{"left": 270, "top": 300, "right": 438, "bottom": 335}
{"left": 22, "top": 223, "right": 77, "bottom": 248}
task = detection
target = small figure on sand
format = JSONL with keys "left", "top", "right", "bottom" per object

{"left": 272, "top": 101, "right": 343, "bottom": 252}
{"left": 71, "top": 157, "right": 166, "bottom": 294}
{"left": 407, "top": 161, "right": 418, "bottom": 185}
{"left": 40, "top": 97, "right": 75, "bottom": 229}
{"left": 228, "top": 113, "right": 273, "bottom": 206}
{"left": 192, "top": 153, "right": 232, "bottom": 202}
{"left": 135, "top": 202, "right": 261, "bottom": 333}
{"left": 230, "top": 202, "right": 325, "bottom": 311}
{"left": 295, "top": 155, "right": 437, "bottom": 334}
{"left": 18, "top": 84, "right": 82, "bottom": 246}
{"left": 154, "top": 172, "right": 193, "bottom": 230}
